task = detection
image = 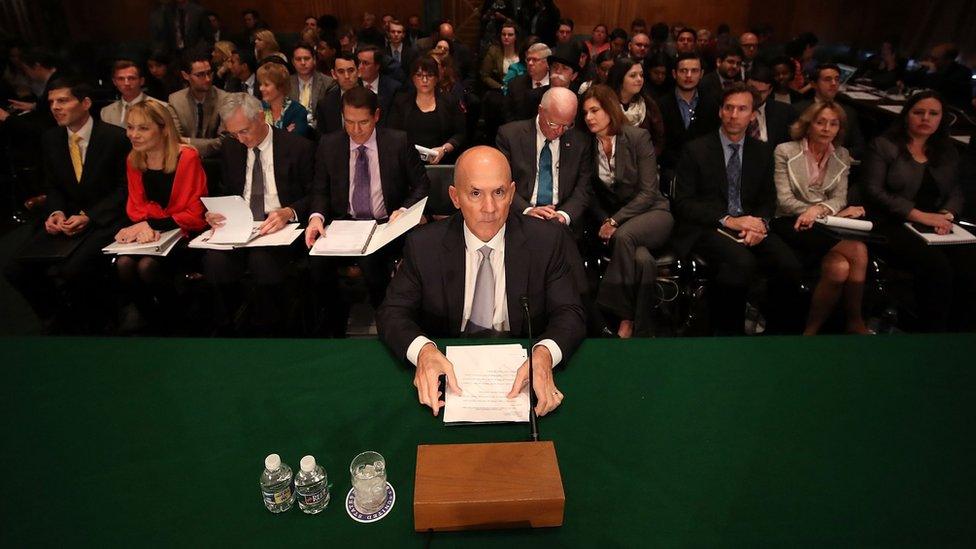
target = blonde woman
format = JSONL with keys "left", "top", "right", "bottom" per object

{"left": 772, "top": 101, "right": 869, "bottom": 335}
{"left": 211, "top": 40, "right": 237, "bottom": 87}
{"left": 115, "top": 100, "right": 208, "bottom": 330}
{"left": 254, "top": 29, "right": 287, "bottom": 63}
{"left": 256, "top": 62, "right": 310, "bottom": 137}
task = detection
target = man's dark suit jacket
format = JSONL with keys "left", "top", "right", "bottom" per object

{"left": 505, "top": 74, "right": 547, "bottom": 122}
{"left": 794, "top": 98, "right": 865, "bottom": 158}
{"left": 658, "top": 89, "right": 721, "bottom": 171}
{"left": 152, "top": 1, "right": 212, "bottom": 52}
{"left": 42, "top": 119, "right": 130, "bottom": 229}
{"left": 671, "top": 131, "right": 776, "bottom": 255}
{"left": 309, "top": 128, "right": 429, "bottom": 221}
{"left": 761, "top": 99, "right": 797, "bottom": 148}
{"left": 698, "top": 71, "right": 727, "bottom": 102}
{"left": 315, "top": 87, "right": 345, "bottom": 136}
{"left": 496, "top": 118, "right": 593, "bottom": 223}
{"left": 376, "top": 212, "right": 586, "bottom": 362}
{"left": 369, "top": 76, "right": 402, "bottom": 127}
{"left": 218, "top": 127, "right": 315, "bottom": 219}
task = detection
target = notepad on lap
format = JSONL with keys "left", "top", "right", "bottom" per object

{"left": 905, "top": 222, "right": 976, "bottom": 245}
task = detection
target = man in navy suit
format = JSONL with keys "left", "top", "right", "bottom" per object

{"left": 305, "top": 87, "right": 429, "bottom": 336}
{"left": 377, "top": 146, "right": 585, "bottom": 417}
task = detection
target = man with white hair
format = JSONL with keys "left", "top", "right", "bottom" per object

{"left": 202, "top": 92, "right": 315, "bottom": 335}
{"left": 506, "top": 42, "right": 553, "bottom": 122}
{"left": 496, "top": 87, "right": 592, "bottom": 226}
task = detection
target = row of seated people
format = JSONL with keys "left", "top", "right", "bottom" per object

{"left": 4, "top": 68, "right": 974, "bottom": 337}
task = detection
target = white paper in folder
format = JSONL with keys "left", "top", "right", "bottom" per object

{"left": 816, "top": 216, "right": 873, "bottom": 232}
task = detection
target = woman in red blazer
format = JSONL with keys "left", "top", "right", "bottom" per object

{"left": 113, "top": 100, "right": 208, "bottom": 332}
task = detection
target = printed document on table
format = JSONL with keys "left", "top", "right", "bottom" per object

{"left": 200, "top": 196, "right": 255, "bottom": 244}
{"left": 444, "top": 344, "right": 529, "bottom": 424}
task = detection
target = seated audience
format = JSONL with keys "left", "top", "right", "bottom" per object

{"left": 739, "top": 32, "right": 760, "bottom": 76}
{"left": 253, "top": 29, "right": 286, "bottom": 64}
{"left": 577, "top": 50, "right": 615, "bottom": 96}
{"left": 480, "top": 19, "right": 520, "bottom": 139}
{"left": 145, "top": 50, "right": 184, "bottom": 101}
{"left": 205, "top": 93, "right": 315, "bottom": 335}
{"left": 169, "top": 50, "right": 230, "bottom": 157}
{"left": 115, "top": 100, "right": 208, "bottom": 331}
{"left": 608, "top": 28, "right": 628, "bottom": 58}
{"left": 257, "top": 62, "right": 310, "bottom": 137}
{"left": 772, "top": 101, "right": 870, "bottom": 335}
{"left": 289, "top": 41, "right": 336, "bottom": 130}
{"left": 211, "top": 40, "right": 237, "bottom": 88}
{"left": 357, "top": 45, "right": 401, "bottom": 126}
{"left": 101, "top": 60, "right": 182, "bottom": 135}
{"left": 860, "top": 37, "right": 905, "bottom": 91}
{"left": 4, "top": 78, "right": 130, "bottom": 331}
{"left": 744, "top": 63, "right": 796, "bottom": 147}
{"left": 672, "top": 83, "right": 802, "bottom": 335}
{"left": 658, "top": 53, "right": 720, "bottom": 172}
{"left": 224, "top": 50, "right": 260, "bottom": 98}
{"left": 548, "top": 42, "right": 583, "bottom": 92}
{"left": 674, "top": 28, "right": 697, "bottom": 55}
{"left": 582, "top": 85, "right": 673, "bottom": 338}
{"left": 699, "top": 45, "right": 743, "bottom": 99}
{"left": 584, "top": 24, "right": 610, "bottom": 59}
{"left": 794, "top": 64, "right": 865, "bottom": 158}
{"left": 862, "top": 91, "right": 976, "bottom": 332}
{"left": 556, "top": 18, "right": 575, "bottom": 45}
{"left": 496, "top": 87, "right": 592, "bottom": 228}
{"left": 769, "top": 56, "right": 806, "bottom": 105}
{"left": 606, "top": 57, "right": 665, "bottom": 157}
{"left": 316, "top": 52, "right": 361, "bottom": 135}
{"left": 305, "top": 87, "right": 430, "bottom": 336}
{"left": 785, "top": 33, "right": 817, "bottom": 94}
{"left": 388, "top": 56, "right": 465, "bottom": 165}
{"left": 907, "top": 43, "right": 974, "bottom": 110}
{"left": 384, "top": 19, "right": 414, "bottom": 81}
{"left": 376, "top": 146, "right": 585, "bottom": 418}
{"left": 627, "top": 32, "right": 651, "bottom": 65}
{"left": 506, "top": 42, "right": 551, "bottom": 122}
{"left": 644, "top": 52, "right": 674, "bottom": 99}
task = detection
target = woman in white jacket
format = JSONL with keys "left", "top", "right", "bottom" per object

{"left": 772, "top": 101, "right": 871, "bottom": 335}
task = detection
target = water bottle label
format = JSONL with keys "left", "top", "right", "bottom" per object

{"left": 303, "top": 488, "right": 327, "bottom": 506}
{"left": 263, "top": 486, "right": 293, "bottom": 505}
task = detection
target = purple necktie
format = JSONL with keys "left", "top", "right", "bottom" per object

{"left": 352, "top": 144, "right": 373, "bottom": 219}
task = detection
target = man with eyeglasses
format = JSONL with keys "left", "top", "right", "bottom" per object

{"left": 169, "top": 49, "right": 230, "bottom": 157}
{"left": 506, "top": 42, "right": 552, "bottom": 122}
{"left": 793, "top": 64, "right": 865, "bottom": 158}
{"left": 658, "top": 52, "right": 720, "bottom": 172}
{"left": 202, "top": 92, "right": 315, "bottom": 335}
{"left": 497, "top": 87, "right": 592, "bottom": 227}
{"left": 628, "top": 32, "right": 651, "bottom": 62}
{"left": 315, "top": 52, "right": 362, "bottom": 135}
{"left": 738, "top": 32, "right": 760, "bottom": 78}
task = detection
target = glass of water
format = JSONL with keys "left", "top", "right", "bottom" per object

{"left": 350, "top": 451, "right": 387, "bottom": 513}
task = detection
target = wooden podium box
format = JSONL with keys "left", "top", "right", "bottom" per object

{"left": 413, "top": 441, "right": 565, "bottom": 532}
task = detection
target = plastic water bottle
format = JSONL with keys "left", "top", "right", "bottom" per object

{"left": 260, "top": 453, "right": 295, "bottom": 513}
{"left": 295, "top": 455, "right": 330, "bottom": 514}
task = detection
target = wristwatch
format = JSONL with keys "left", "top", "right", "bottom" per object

{"left": 604, "top": 218, "right": 618, "bottom": 228}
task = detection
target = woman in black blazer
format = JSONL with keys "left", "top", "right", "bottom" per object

{"left": 862, "top": 91, "right": 976, "bottom": 332}
{"left": 582, "top": 85, "right": 673, "bottom": 338}
{"left": 388, "top": 56, "right": 466, "bottom": 165}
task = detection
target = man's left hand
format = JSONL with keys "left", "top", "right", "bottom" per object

{"left": 507, "top": 346, "right": 563, "bottom": 416}
{"left": 258, "top": 207, "right": 294, "bottom": 235}
{"left": 61, "top": 213, "right": 90, "bottom": 236}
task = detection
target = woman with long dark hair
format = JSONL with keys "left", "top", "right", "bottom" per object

{"left": 862, "top": 91, "right": 976, "bottom": 332}
{"left": 606, "top": 57, "right": 665, "bottom": 157}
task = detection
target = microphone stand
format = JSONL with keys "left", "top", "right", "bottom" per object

{"left": 520, "top": 296, "right": 540, "bottom": 442}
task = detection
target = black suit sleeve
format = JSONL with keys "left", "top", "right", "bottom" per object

{"left": 495, "top": 126, "right": 532, "bottom": 214}
{"left": 282, "top": 138, "right": 315, "bottom": 220}
{"left": 443, "top": 97, "right": 466, "bottom": 151}
{"left": 538, "top": 228, "right": 586, "bottom": 362}
{"left": 398, "top": 135, "right": 430, "bottom": 209}
{"left": 755, "top": 147, "right": 777, "bottom": 220}
{"left": 86, "top": 132, "right": 130, "bottom": 228}
{"left": 310, "top": 137, "right": 333, "bottom": 219}
{"left": 376, "top": 232, "right": 428, "bottom": 361}
{"left": 558, "top": 134, "right": 593, "bottom": 223}
{"left": 673, "top": 142, "right": 726, "bottom": 226}
{"left": 42, "top": 133, "right": 68, "bottom": 216}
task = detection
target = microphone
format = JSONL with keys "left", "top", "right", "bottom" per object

{"left": 519, "top": 296, "right": 540, "bottom": 442}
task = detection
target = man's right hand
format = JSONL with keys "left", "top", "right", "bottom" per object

{"left": 45, "top": 212, "right": 65, "bottom": 235}
{"left": 414, "top": 343, "right": 462, "bottom": 417}
{"left": 205, "top": 212, "right": 226, "bottom": 228}
{"left": 725, "top": 215, "right": 767, "bottom": 235}
{"left": 304, "top": 216, "right": 326, "bottom": 248}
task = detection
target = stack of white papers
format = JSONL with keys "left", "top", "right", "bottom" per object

{"left": 102, "top": 228, "right": 182, "bottom": 256}
{"left": 200, "top": 196, "right": 255, "bottom": 244}
{"left": 188, "top": 223, "right": 302, "bottom": 250}
{"left": 444, "top": 344, "right": 529, "bottom": 424}
{"left": 310, "top": 197, "right": 427, "bottom": 256}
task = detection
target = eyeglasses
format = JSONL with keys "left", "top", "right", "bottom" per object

{"left": 190, "top": 70, "right": 212, "bottom": 79}
{"left": 413, "top": 72, "right": 435, "bottom": 81}
{"left": 676, "top": 68, "right": 701, "bottom": 75}
{"left": 542, "top": 113, "right": 574, "bottom": 131}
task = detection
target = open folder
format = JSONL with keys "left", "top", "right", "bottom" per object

{"left": 102, "top": 228, "right": 183, "bottom": 256}
{"left": 309, "top": 197, "right": 427, "bottom": 256}
{"left": 188, "top": 222, "right": 302, "bottom": 250}
{"left": 200, "top": 196, "right": 256, "bottom": 244}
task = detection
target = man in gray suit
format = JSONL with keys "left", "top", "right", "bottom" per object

{"left": 168, "top": 50, "right": 230, "bottom": 158}
{"left": 100, "top": 60, "right": 182, "bottom": 134}
{"left": 289, "top": 42, "right": 336, "bottom": 130}
{"left": 495, "top": 87, "right": 592, "bottom": 228}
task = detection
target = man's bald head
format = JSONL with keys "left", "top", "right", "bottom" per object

{"left": 538, "top": 87, "right": 577, "bottom": 140}
{"left": 740, "top": 32, "right": 759, "bottom": 59}
{"left": 450, "top": 146, "right": 515, "bottom": 242}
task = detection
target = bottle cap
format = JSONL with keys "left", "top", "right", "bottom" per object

{"left": 265, "top": 453, "right": 281, "bottom": 471}
{"left": 300, "top": 455, "right": 316, "bottom": 472}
